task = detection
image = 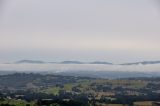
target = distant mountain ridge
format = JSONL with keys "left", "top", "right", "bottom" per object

{"left": 89, "top": 61, "right": 113, "bottom": 65}
{"left": 15, "top": 60, "right": 45, "bottom": 64}
{"left": 120, "top": 61, "right": 160, "bottom": 65}
{"left": 13, "top": 60, "right": 160, "bottom": 65}
{"left": 14, "top": 60, "right": 113, "bottom": 64}
{"left": 60, "top": 61, "right": 83, "bottom": 64}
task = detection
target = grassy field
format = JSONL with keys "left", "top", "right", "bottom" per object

{"left": 0, "top": 99, "right": 35, "bottom": 106}
{"left": 39, "top": 78, "right": 149, "bottom": 97}
{"left": 134, "top": 101, "right": 153, "bottom": 106}
{"left": 41, "top": 87, "right": 60, "bottom": 95}
{"left": 96, "top": 103, "right": 129, "bottom": 106}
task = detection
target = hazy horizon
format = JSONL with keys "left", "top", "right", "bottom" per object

{"left": 0, "top": 0, "right": 160, "bottom": 63}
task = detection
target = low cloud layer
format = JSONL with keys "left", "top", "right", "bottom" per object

{"left": 0, "top": 64, "right": 160, "bottom": 73}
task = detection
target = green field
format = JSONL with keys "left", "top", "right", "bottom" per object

{"left": 0, "top": 99, "right": 35, "bottom": 106}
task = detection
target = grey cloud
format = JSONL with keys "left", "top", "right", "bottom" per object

{"left": 0, "top": 0, "right": 160, "bottom": 63}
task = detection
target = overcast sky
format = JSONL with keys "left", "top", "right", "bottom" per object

{"left": 0, "top": 0, "right": 160, "bottom": 63}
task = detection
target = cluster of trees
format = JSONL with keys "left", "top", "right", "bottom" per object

{"left": 37, "top": 99, "right": 90, "bottom": 106}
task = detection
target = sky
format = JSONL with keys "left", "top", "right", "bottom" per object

{"left": 0, "top": 0, "right": 160, "bottom": 63}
